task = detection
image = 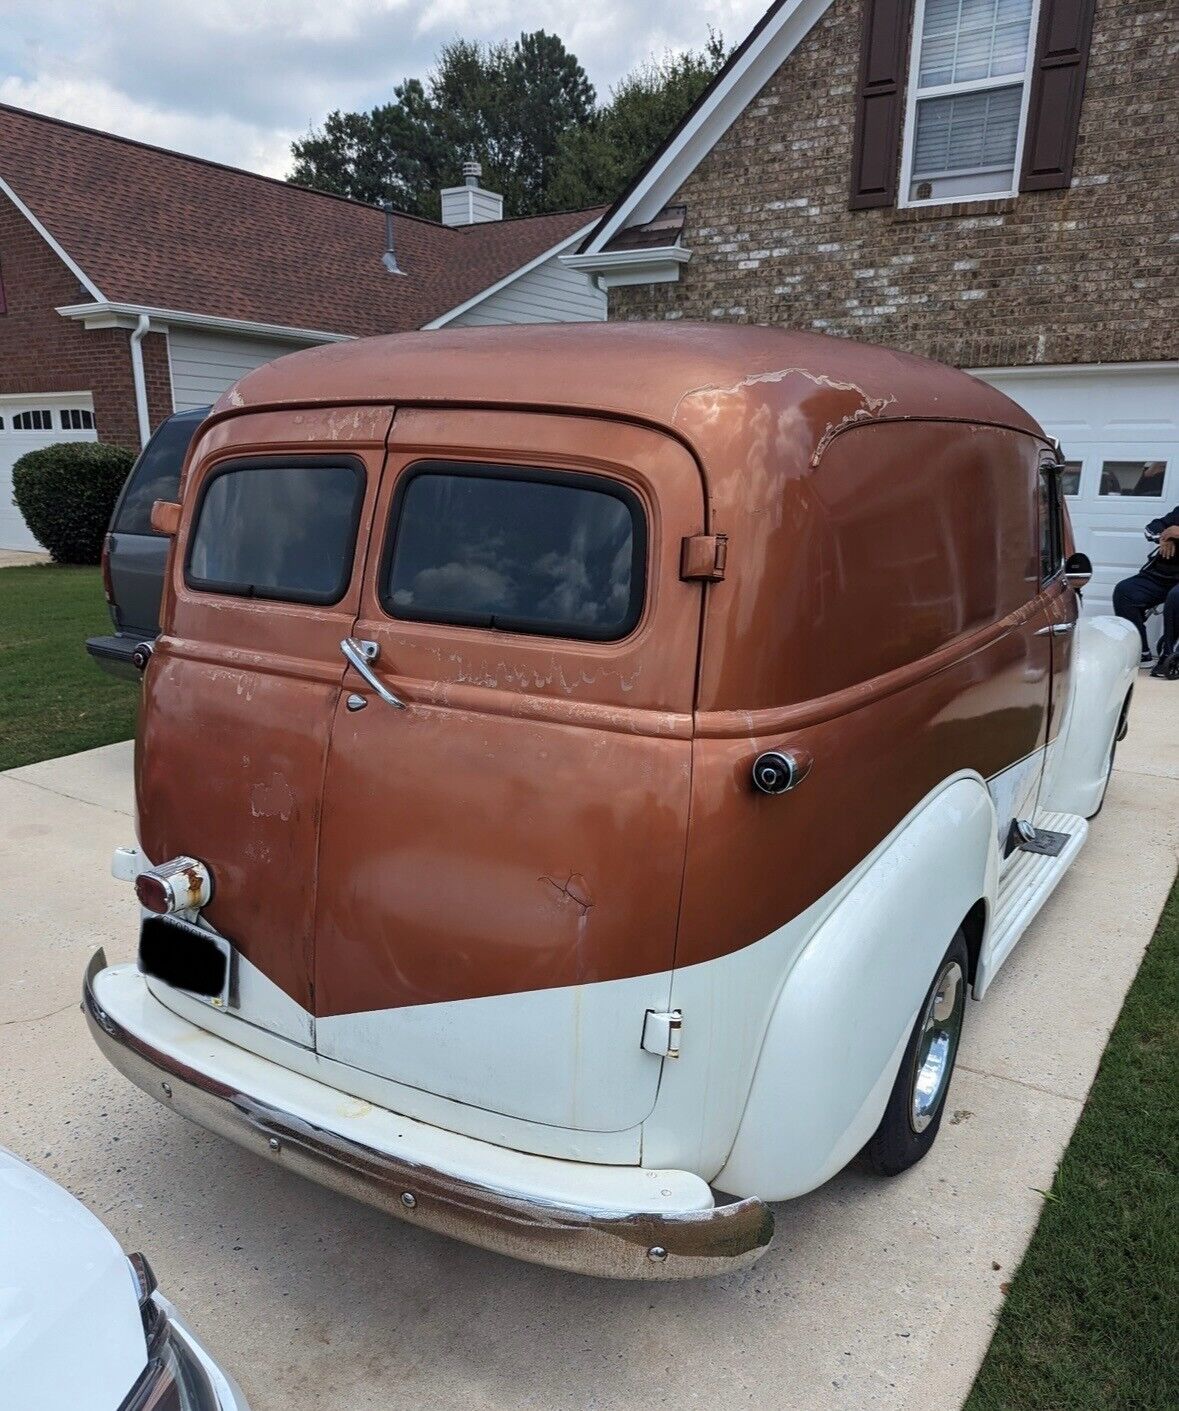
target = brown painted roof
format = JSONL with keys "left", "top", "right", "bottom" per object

{"left": 0, "top": 104, "right": 605, "bottom": 335}
{"left": 220, "top": 321, "right": 1047, "bottom": 495}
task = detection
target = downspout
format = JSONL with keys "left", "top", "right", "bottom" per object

{"left": 129, "top": 313, "right": 151, "bottom": 449}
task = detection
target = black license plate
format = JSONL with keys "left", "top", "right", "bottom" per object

{"left": 140, "top": 915, "right": 229, "bottom": 998}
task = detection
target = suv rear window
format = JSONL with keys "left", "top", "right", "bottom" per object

{"left": 382, "top": 465, "right": 645, "bottom": 641}
{"left": 114, "top": 411, "right": 204, "bottom": 535}
{"left": 186, "top": 459, "right": 365, "bottom": 604}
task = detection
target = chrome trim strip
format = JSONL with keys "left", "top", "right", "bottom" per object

{"left": 84, "top": 950, "right": 773, "bottom": 1280}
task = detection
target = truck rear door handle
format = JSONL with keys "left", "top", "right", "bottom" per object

{"left": 1036, "top": 622, "right": 1075, "bottom": 636}
{"left": 340, "top": 638, "right": 407, "bottom": 710}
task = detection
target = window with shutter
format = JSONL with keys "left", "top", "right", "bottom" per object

{"left": 899, "top": 0, "right": 1040, "bottom": 205}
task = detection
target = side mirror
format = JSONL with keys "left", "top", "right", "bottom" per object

{"left": 1064, "top": 551, "right": 1092, "bottom": 590}
{"left": 150, "top": 499, "right": 181, "bottom": 536}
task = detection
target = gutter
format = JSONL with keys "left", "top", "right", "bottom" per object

{"left": 56, "top": 300, "right": 355, "bottom": 345}
{"left": 129, "top": 313, "right": 151, "bottom": 449}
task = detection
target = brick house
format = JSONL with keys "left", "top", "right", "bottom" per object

{"left": 567, "top": 0, "right": 1179, "bottom": 619}
{"left": 0, "top": 105, "right": 605, "bottom": 551}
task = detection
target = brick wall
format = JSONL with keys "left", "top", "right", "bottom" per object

{"left": 0, "top": 192, "right": 173, "bottom": 447}
{"left": 611, "top": 0, "right": 1179, "bottom": 368}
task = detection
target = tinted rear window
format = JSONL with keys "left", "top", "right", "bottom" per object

{"left": 383, "top": 466, "right": 645, "bottom": 640}
{"left": 114, "top": 412, "right": 205, "bottom": 535}
{"left": 186, "top": 460, "right": 365, "bottom": 604}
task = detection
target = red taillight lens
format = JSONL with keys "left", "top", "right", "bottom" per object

{"left": 133, "top": 857, "right": 212, "bottom": 915}
{"left": 101, "top": 532, "right": 115, "bottom": 604}
{"left": 135, "top": 873, "right": 170, "bottom": 914}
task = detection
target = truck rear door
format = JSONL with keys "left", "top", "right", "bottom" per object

{"left": 136, "top": 405, "right": 392, "bottom": 1046}
{"left": 311, "top": 408, "right": 707, "bottom": 1133}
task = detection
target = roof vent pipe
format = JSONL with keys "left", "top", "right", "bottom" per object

{"left": 462, "top": 160, "right": 482, "bottom": 188}
{"left": 381, "top": 202, "right": 403, "bottom": 275}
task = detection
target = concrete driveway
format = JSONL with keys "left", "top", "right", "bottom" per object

{"left": 2, "top": 679, "right": 1176, "bottom": 1411}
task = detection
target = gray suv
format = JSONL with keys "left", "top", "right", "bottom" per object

{"left": 87, "top": 405, "right": 209, "bottom": 679}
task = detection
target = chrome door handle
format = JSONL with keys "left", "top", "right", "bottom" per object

{"left": 340, "top": 638, "right": 406, "bottom": 710}
{"left": 1036, "top": 622, "right": 1075, "bottom": 637}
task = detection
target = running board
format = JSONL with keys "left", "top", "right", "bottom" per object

{"left": 984, "top": 810, "right": 1088, "bottom": 985}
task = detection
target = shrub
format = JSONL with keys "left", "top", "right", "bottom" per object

{"left": 11, "top": 441, "right": 135, "bottom": 564}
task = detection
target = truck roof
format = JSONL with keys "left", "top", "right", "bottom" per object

{"left": 218, "top": 322, "right": 1046, "bottom": 484}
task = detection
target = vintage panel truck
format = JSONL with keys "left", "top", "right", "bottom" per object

{"left": 85, "top": 323, "right": 1139, "bottom": 1277}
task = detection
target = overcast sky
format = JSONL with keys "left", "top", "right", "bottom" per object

{"left": 0, "top": 0, "right": 764, "bottom": 179}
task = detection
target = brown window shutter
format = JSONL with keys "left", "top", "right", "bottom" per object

{"left": 849, "top": 0, "right": 915, "bottom": 210}
{"left": 1019, "top": 0, "right": 1096, "bottom": 191}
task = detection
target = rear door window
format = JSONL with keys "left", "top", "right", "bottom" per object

{"left": 186, "top": 458, "right": 365, "bottom": 604}
{"left": 114, "top": 412, "right": 204, "bottom": 535}
{"left": 381, "top": 464, "right": 646, "bottom": 640}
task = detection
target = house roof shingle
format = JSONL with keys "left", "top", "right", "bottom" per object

{"left": 0, "top": 104, "right": 605, "bottom": 335}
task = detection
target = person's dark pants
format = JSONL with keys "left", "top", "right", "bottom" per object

{"left": 1112, "top": 571, "right": 1179, "bottom": 655}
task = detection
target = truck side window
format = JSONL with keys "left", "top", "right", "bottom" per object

{"left": 1038, "top": 466, "right": 1064, "bottom": 583}
{"left": 186, "top": 459, "right": 365, "bottom": 604}
{"left": 382, "top": 464, "right": 646, "bottom": 641}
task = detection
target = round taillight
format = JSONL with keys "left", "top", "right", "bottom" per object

{"left": 135, "top": 873, "right": 170, "bottom": 914}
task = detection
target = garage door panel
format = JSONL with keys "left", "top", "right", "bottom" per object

{"left": 975, "top": 365, "right": 1179, "bottom": 638}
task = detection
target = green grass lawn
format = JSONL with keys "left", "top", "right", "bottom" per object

{"left": 965, "top": 873, "right": 1179, "bottom": 1411}
{"left": 0, "top": 564, "right": 138, "bottom": 770}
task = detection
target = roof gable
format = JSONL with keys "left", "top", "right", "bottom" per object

{"left": 0, "top": 104, "right": 603, "bottom": 336}
{"left": 578, "top": 0, "right": 833, "bottom": 256}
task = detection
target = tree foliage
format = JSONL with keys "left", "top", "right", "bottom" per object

{"left": 289, "top": 30, "right": 726, "bottom": 218}
{"left": 547, "top": 34, "right": 727, "bottom": 210}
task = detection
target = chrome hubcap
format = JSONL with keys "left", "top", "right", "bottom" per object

{"left": 909, "top": 960, "right": 965, "bottom": 1133}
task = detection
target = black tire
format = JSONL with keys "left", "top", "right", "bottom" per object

{"left": 863, "top": 929, "right": 969, "bottom": 1178}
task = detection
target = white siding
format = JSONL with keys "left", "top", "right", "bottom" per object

{"left": 167, "top": 329, "right": 313, "bottom": 411}
{"left": 447, "top": 252, "right": 606, "bottom": 327}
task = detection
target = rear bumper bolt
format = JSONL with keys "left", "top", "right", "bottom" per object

{"left": 160, "top": 1082, "right": 172, "bottom": 1098}
{"left": 647, "top": 1245, "right": 668, "bottom": 1263}
{"left": 400, "top": 1191, "right": 417, "bottom": 1210}
{"left": 268, "top": 1137, "right": 281, "bottom": 1153}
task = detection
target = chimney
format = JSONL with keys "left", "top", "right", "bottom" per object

{"left": 440, "top": 158, "right": 503, "bottom": 227}
{"left": 381, "top": 202, "right": 403, "bottom": 274}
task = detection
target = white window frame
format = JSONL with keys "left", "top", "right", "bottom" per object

{"left": 898, "top": 0, "right": 1042, "bottom": 209}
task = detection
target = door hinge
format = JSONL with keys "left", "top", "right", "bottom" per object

{"left": 641, "top": 1009, "right": 682, "bottom": 1059}
{"left": 680, "top": 533, "right": 728, "bottom": 581}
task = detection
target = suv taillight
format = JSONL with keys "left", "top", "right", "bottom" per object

{"left": 101, "top": 532, "right": 115, "bottom": 604}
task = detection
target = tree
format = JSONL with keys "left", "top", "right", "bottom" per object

{"left": 546, "top": 35, "right": 728, "bottom": 210}
{"left": 289, "top": 32, "right": 595, "bottom": 219}
{"left": 288, "top": 29, "right": 727, "bottom": 218}
{"left": 289, "top": 81, "right": 446, "bottom": 218}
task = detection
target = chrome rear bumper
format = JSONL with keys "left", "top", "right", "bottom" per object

{"left": 84, "top": 950, "right": 773, "bottom": 1279}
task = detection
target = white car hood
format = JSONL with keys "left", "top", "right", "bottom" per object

{"left": 0, "top": 1148, "right": 146, "bottom": 1410}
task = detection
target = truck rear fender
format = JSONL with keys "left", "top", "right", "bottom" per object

{"left": 1039, "top": 616, "right": 1139, "bottom": 819}
{"left": 712, "top": 774, "right": 997, "bottom": 1202}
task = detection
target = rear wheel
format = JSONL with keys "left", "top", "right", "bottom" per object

{"left": 864, "top": 931, "right": 968, "bottom": 1177}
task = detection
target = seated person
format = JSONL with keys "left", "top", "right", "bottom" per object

{"left": 1112, "top": 503, "right": 1179, "bottom": 676}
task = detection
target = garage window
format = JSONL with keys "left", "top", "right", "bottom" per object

{"left": 1059, "top": 461, "right": 1081, "bottom": 497}
{"left": 60, "top": 408, "right": 95, "bottom": 431}
{"left": 186, "top": 458, "right": 366, "bottom": 604}
{"left": 382, "top": 464, "right": 646, "bottom": 641}
{"left": 13, "top": 410, "right": 52, "bottom": 431}
{"left": 1099, "top": 460, "right": 1166, "bottom": 497}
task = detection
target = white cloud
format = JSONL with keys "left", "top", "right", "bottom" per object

{"left": 0, "top": 73, "right": 295, "bottom": 175}
{"left": 0, "top": 0, "right": 766, "bottom": 178}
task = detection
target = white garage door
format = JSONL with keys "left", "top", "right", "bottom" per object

{"left": 975, "top": 364, "right": 1179, "bottom": 629}
{"left": 0, "top": 394, "right": 99, "bottom": 551}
